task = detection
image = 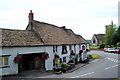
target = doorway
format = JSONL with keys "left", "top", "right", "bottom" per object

{"left": 18, "top": 52, "right": 45, "bottom": 73}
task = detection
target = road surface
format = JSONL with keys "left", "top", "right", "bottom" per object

{"left": 38, "top": 51, "right": 119, "bottom": 78}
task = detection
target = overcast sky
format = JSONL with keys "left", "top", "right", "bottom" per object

{"left": 0, "top": 0, "right": 119, "bottom": 39}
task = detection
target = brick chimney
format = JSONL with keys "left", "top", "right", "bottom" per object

{"left": 28, "top": 10, "right": 34, "bottom": 29}
{"left": 61, "top": 26, "right": 66, "bottom": 29}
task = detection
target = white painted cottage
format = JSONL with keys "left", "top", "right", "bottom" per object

{"left": 0, "top": 10, "right": 89, "bottom": 76}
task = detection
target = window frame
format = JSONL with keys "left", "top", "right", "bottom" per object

{"left": 69, "top": 45, "right": 72, "bottom": 51}
{"left": 63, "top": 57, "right": 66, "bottom": 62}
{"left": 53, "top": 45, "right": 58, "bottom": 53}
{"left": 62, "top": 45, "right": 67, "bottom": 54}
{"left": 74, "top": 44, "right": 76, "bottom": 53}
{"left": 0, "top": 55, "right": 10, "bottom": 68}
{"left": 82, "top": 45, "right": 85, "bottom": 50}
{"left": 93, "top": 38, "right": 96, "bottom": 43}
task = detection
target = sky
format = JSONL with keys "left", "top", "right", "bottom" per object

{"left": 0, "top": 0, "right": 119, "bottom": 40}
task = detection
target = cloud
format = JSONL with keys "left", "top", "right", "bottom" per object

{"left": 0, "top": 0, "right": 118, "bottom": 39}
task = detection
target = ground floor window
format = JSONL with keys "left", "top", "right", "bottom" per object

{"left": 62, "top": 45, "right": 67, "bottom": 54}
{"left": 53, "top": 45, "right": 58, "bottom": 53}
{"left": 0, "top": 55, "right": 10, "bottom": 68}
{"left": 82, "top": 45, "right": 85, "bottom": 50}
{"left": 63, "top": 57, "right": 66, "bottom": 62}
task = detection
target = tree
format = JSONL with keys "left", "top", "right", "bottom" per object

{"left": 117, "top": 26, "right": 120, "bottom": 34}
{"left": 111, "top": 32, "right": 120, "bottom": 46}
{"left": 104, "top": 24, "right": 116, "bottom": 47}
{"left": 117, "top": 42, "right": 120, "bottom": 47}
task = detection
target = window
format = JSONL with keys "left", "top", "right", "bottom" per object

{"left": 56, "top": 46, "right": 57, "bottom": 52}
{"left": 82, "top": 45, "right": 85, "bottom": 50}
{"left": 0, "top": 55, "right": 10, "bottom": 68}
{"left": 4, "top": 56, "right": 9, "bottom": 65}
{"left": 79, "top": 45, "right": 81, "bottom": 50}
{"left": 93, "top": 38, "right": 96, "bottom": 43}
{"left": 0, "top": 57, "right": 2, "bottom": 67}
{"left": 62, "top": 45, "right": 67, "bottom": 54}
{"left": 63, "top": 57, "right": 66, "bottom": 62}
{"left": 53, "top": 46, "right": 57, "bottom": 53}
{"left": 69, "top": 45, "right": 72, "bottom": 51}
{"left": 74, "top": 44, "right": 76, "bottom": 53}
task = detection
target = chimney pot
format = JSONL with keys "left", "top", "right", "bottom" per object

{"left": 28, "top": 10, "right": 34, "bottom": 30}
{"left": 61, "top": 26, "right": 66, "bottom": 29}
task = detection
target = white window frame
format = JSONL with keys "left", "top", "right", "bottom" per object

{"left": 53, "top": 45, "right": 57, "bottom": 53}
{"left": 0, "top": 55, "right": 10, "bottom": 68}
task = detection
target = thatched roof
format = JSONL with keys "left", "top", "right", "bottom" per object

{"left": 76, "top": 35, "right": 88, "bottom": 44}
{"left": 1, "top": 20, "right": 88, "bottom": 47}
{"left": 28, "top": 20, "right": 81, "bottom": 45}
{"left": 94, "top": 34, "right": 105, "bottom": 42}
{"left": 1, "top": 29, "right": 43, "bottom": 46}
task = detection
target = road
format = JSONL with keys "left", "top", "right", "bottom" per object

{"left": 38, "top": 51, "right": 119, "bottom": 78}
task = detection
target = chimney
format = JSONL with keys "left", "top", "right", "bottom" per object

{"left": 28, "top": 10, "right": 34, "bottom": 29}
{"left": 61, "top": 26, "right": 66, "bottom": 29}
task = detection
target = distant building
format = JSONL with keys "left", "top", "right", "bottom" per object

{"left": 91, "top": 34, "right": 105, "bottom": 46}
{"left": 86, "top": 40, "right": 92, "bottom": 45}
{"left": 105, "top": 20, "right": 114, "bottom": 33}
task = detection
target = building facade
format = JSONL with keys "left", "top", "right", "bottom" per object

{"left": 0, "top": 10, "right": 89, "bottom": 76}
{"left": 91, "top": 34, "right": 105, "bottom": 46}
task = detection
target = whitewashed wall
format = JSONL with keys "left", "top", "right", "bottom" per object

{"left": 0, "top": 44, "right": 88, "bottom": 76}
{"left": 0, "top": 46, "right": 53, "bottom": 76}
{"left": 80, "top": 44, "right": 88, "bottom": 61}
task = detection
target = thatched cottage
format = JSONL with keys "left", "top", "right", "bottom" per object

{"left": 0, "top": 10, "right": 89, "bottom": 76}
{"left": 91, "top": 34, "right": 105, "bottom": 46}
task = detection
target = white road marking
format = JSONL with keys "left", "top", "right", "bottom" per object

{"left": 105, "top": 57, "right": 118, "bottom": 63}
{"left": 71, "top": 72, "right": 95, "bottom": 78}
{"left": 105, "top": 64, "right": 119, "bottom": 70}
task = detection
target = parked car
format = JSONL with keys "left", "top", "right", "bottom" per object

{"left": 104, "top": 48, "right": 108, "bottom": 52}
{"left": 114, "top": 48, "right": 120, "bottom": 54}
{"left": 107, "top": 48, "right": 116, "bottom": 53}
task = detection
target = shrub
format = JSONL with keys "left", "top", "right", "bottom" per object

{"left": 117, "top": 42, "right": 120, "bottom": 47}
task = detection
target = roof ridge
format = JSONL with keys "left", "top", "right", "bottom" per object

{"left": 0, "top": 28, "right": 26, "bottom": 31}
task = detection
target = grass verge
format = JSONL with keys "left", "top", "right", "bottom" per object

{"left": 91, "top": 54, "right": 100, "bottom": 60}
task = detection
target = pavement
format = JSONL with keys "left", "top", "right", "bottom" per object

{"left": 2, "top": 61, "right": 88, "bottom": 79}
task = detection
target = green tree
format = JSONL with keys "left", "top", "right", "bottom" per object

{"left": 111, "top": 32, "right": 120, "bottom": 46}
{"left": 104, "top": 24, "right": 116, "bottom": 47}
{"left": 117, "top": 26, "right": 120, "bottom": 34}
{"left": 117, "top": 42, "right": 120, "bottom": 47}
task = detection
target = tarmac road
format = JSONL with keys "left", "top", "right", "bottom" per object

{"left": 38, "top": 51, "right": 119, "bottom": 79}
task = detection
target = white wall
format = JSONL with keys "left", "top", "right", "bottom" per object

{"left": 80, "top": 44, "right": 88, "bottom": 61}
{"left": 0, "top": 43, "right": 88, "bottom": 76}
{"left": 0, "top": 46, "right": 53, "bottom": 76}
